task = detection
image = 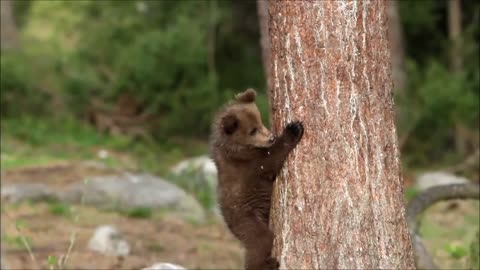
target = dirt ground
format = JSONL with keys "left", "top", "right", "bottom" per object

{"left": 1, "top": 163, "right": 244, "bottom": 270}
{"left": 1, "top": 163, "right": 478, "bottom": 270}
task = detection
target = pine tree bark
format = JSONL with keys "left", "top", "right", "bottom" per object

{"left": 267, "top": 1, "right": 415, "bottom": 268}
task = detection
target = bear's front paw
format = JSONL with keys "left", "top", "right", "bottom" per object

{"left": 285, "top": 121, "right": 304, "bottom": 142}
{"left": 264, "top": 257, "right": 280, "bottom": 270}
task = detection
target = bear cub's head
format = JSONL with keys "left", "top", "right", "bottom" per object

{"left": 220, "top": 88, "right": 275, "bottom": 148}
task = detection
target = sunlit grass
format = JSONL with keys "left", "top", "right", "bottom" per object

{"left": 419, "top": 200, "right": 480, "bottom": 269}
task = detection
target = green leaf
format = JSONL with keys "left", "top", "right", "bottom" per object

{"left": 47, "top": 255, "right": 59, "bottom": 269}
{"left": 445, "top": 243, "right": 468, "bottom": 259}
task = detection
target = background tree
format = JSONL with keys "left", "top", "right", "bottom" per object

{"left": 387, "top": 0, "right": 406, "bottom": 92}
{"left": 267, "top": 1, "right": 415, "bottom": 268}
{"left": 257, "top": 0, "right": 272, "bottom": 93}
{"left": 0, "top": 0, "right": 19, "bottom": 50}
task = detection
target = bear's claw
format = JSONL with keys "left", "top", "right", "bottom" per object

{"left": 286, "top": 121, "right": 304, "bottom": 140}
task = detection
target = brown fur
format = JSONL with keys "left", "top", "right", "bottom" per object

{"left": 210, "top": 89, "right": 304, "bottom": 270}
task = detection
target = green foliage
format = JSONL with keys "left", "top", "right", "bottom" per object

{"left": 469, "top": 231, "right": 480, "bottom": 269}
{"left": 48, "top": 202, "right": 72, "bottom": 217}
{"left": 147, "top": 243, "right": 165, "bottom": 252}
{"left": 2, "top": 0, "right": 267, "bottom": 138}
{"left": 122, "top": 207, "right": 153, "bottom": 219}
{"left": 4, "top": 234, "right": 32, "bottom": 250}
{"left": 399, "top": 0, "right": 445, "bottom": 63}
{"left": 15, "top": 219, "right": 27, "bottom": 230}
{"left": 395, "top": 0, "right": 479, "bottom": 169}
{"left": 404, "top": 187, "right": 420, "bottom": 202}
{"left": 397, "top": 59, "right": 479, "bottom": 167}
{"left": 47, "top": 255, "right": 59, "bottom": 270}
{"left": 445, "top": 243, "right": 468, "bottom": 260}
{"left": 52, "top": 0, "right": 232, "bottom": 136}
{"left": 0, "top": 51, "right": 50, "bottom": 117}
{"left": 1, "top": 115, "right": 119, "bottom": 147}
{"left": 1, "top": 0, "right": 479, "bottom": 171}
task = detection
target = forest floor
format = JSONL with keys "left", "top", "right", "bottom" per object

{"left": 2, "top": 161, "right": 478, "bottom": 270}
{"left": 1, "top": 119, "right": 478, "bottom": 269}
{"left": 1, "top": 164, "right": 243, "bottom": 270}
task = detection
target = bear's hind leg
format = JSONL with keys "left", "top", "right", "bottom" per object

{"left": 234, "top": 217, "right": 278, "bottom": 270}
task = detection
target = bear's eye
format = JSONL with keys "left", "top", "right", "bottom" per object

{"left": 249, "top": 128, "right": 257, "bottom": 136}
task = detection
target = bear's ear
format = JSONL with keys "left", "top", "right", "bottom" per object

{"left": 235, "top": 88, "right": 256, "bottom": 103}
{"left": 221, "top": 114, "right": 239, "bottom": 135}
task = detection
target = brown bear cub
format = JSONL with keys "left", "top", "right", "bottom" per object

{"left": 210, "top": 89, "right": 304, "bottom": 270}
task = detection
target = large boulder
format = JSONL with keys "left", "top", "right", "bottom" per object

{"left": 1, "top": 183, "right": 57, "bottom": 203}
{"left": 170, "top": 156, "right": 219, "bottom": 212}
{"left": 170, "top": 155, "right": 217, "bottom": 190}
{"left": 63, "top": 173, "right": 206, "bottom": 223}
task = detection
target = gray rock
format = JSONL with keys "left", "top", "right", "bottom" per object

{"left": 1, "top": 183, "right": 57, "bottom": 203}
{"left": 142, "top": 262, "right": 186, "bottom": 270}
{"left": 88, "top": 225, "right": 130, "bottom": 256}
{"left": 415, "top": 171, "right": 470, "bottom": 191}
{"left": 170, "top": 156, "right": 218, "bottom": 214}
{"left": 63, "top": 173, "right": 205, "bottom": 222}
{"left": 171, "top": 155, "right": 217, "bottom": 176}
{"left": 171, "top": 155, "right": 217, "bottom": 190}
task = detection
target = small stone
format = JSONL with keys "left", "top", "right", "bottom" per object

{"left": 97, "top": 149, "right": 109, "bottom": 159}
{"left": 88, "top": 225, "right": 130, "bottom": 256}
{"left": 142, "top": 262, "right": 185, "bottom": 270}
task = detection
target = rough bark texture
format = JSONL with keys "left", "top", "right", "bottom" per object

{"left": 267, "top": 1, "right": 415, "bottom": 269}
{"left": 0, "top": 0, "right": 19, "bottom": 50}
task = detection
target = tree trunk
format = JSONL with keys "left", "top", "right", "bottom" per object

{"left": 267, "top": 1, "right": 415, "bottom": 269}
{"left": 0, "top": 0, "right": 19, "bottom": 50}
{"left": 387, "top": 0, "right": 406, "bottom": 92}
{"left": 448, "top": 0, "right": 462, "bottom": 73}
{"left": 448, "top": 0, "right": 467, "bottom": 157}
{"left": 257, "top": 0, "right": 272, "bottom": 92}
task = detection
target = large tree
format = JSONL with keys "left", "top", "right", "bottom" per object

{"left": 267, "top": 1, "right": 415, "bottom": 268}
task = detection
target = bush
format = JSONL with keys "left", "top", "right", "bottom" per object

{"left": 0, "top": 51, "right": 50, "bottom": 117}
{"left": 2, "top": 1, "right": 270, "bottom": 139}
{"left": 396, "top": 59, "right": 479, "bottom": 167}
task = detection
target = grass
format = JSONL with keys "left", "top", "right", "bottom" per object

{"left": 405, "top": 186, "right": 420, "bottom": 202}
{"left": 146, "top": 243, "right": 165, "bottom": 252}
{"left": 419, "top": 200, "right": 480, "bottom": 269}
{"left": 1, "top": 115, "right": 213, "bottom": 224}
{"left": 0, "top": 115, "right": 208, "bottom": 175}
{"left": 48, "top": 202, "right": 72, "bottom": 217}
{"left": 7, "top": 115, "right": 477, "bottom": 268}
{"left": 122, "top": 207, "right": 153, "bottom": 219}
{"left": 3, "top": 234, "right": 33, "bottom": 250}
